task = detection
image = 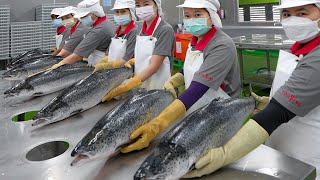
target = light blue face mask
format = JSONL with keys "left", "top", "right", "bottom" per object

{"left": 183, "top": 18, "right": 211, "bottom": 37}
{"left": 81, "top": 15, "right": 95, "bottom": 27}
{"left": 114, "top": 14, "right": 131, "bottom": 26}
{"left": 52, "top": 19, "right": 63, "bottom": 28}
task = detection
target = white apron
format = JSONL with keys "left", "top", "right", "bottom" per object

{"left": 55, "top": 34, "right": 63, "bottom": 49}
{"left": 88, "top": 50, "right": 106, "bottom": 67}
{"left": 184, "top": 45, "right": 230, "bottom": 114}
{"left": 108, "top": 35, "right": 127, "bottom": 62}
{"left": 266, "top": 50, "right": 320, "bottom": 179}
{"left": 134, "top": 18, "right": 171, "bottom": 90}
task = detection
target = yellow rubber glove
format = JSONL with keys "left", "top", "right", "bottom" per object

{"left": 251, "top": 92, "right": 269, "bottom": 115}
{"left": 50, "top": 61, "right": 65, "bottom": 70}
{"left": 124, "top": 58, "right": 135, "bottom": 68}
{"left": 93, "top": 60, "right": 123, "bottom": 72}
{"left": 121, "top": 99, "right": 186, "bottom": 153}
{"left": 97, "top": 56, "right": 109, "bottom": 64}
{"left": 102, "top": 76, "right": 142, "bottom": 102}
{"left": 163, "top": 73, "right": 185, "bottom": 98}
{"left": 51, "top": 47, "right": 57, "bottom": 53}
{"left": 183, "top": 119, "right": 269, "bottom": 178}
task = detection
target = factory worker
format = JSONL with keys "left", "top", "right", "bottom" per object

{"left": 52, "top": 0, "right": 116, "bottom": 68}
{"left": 52, "top": 6, "right": 80, "bottom": 56}
{"left": 56, "top": 6, "right": 90, "bottom": 58}
{"left": 183, "top": 0, "right": 320, "bottom": 178}
{"left": 51, "top": 8, "right": 69, "bottom": 55}
{"left": 120, "top": 0, "right": 241, "bottom": 153}
{"left": 100, "top": 0, "right": 175, "bottom": 101}
{"left": 94, "top": 0, "right": 138, "bottom": 72}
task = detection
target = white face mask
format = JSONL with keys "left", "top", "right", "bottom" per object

{"left": 282, "top": 16, "right": 320, "bottom": 43}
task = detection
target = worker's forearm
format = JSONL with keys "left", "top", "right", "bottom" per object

{"left": 253, "top": 98, "right": 296, "bottom": 135}
{"left": 137, "top": 55, "right": 165, "bottom": 82}
{"left": 118, "top": 59, "right": 127, "bottom": 66}
{"left": 61, "top": 53, "right": 83, "bottom": 64}
{"left": 52, "top": 47, "right": 63, "bottom": 56}
{"left": 57, "top": 49, "right": 72, "bottom": 58}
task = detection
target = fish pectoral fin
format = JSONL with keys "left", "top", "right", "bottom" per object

{"left": 70, "top": 109, "right": 83, "bottom": 116}
{"left": 33, "top": 92, "right": 44, "bottom": 96}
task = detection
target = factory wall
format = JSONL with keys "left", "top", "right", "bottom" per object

{"left": 219, "top": 0, "right": 285, "bottom": 37}
{"left": 0, "top": 0, "right": 285, "bottom": 37}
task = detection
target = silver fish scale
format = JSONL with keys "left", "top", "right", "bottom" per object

{"left": 3, "top": 56, "right": 63, "bottom": 79}
{"left": 4, "top": 65, "right": 93, "bottom": 98}
{"left": 135, "top": 97, "right": 256, "bottom": 180}
{"left": 72, "top": 90, "right": 175, "bottom": 162}
{"left": 165, "top": 97, "right": 255, "bottom": 162}
{"left": 27, "top": 65, "right": 93, "bottom": 89}
{"left": 9, "top": 54, "right": 52, "bottom": 69}
{"left": 34, "top": 68, "right": 132, "bottom": 124}
{"left": 21, "top": 56, "right": 63, "bottom": 74}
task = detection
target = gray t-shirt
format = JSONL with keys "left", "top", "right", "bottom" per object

{"left": 140, "top": 19, "right": 175, "bottom": 68}
{"left": 193, "top": 28, "right": 241, "bottom": 98}
{"left": 59, "top": 28, "right": 70, "bottom": 48}
{"left": 74, "top": 19, "right": 116, "bottom": 58}
{"left": 63, "top": 22, "right": 90, "bottom": 53}
{"left": 116, "top": 25, "right": 138, "bottom": 61}
{"left": 274, "top": 46, "right": 320, "bottom": 116}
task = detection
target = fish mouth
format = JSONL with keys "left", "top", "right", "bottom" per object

{"left": 3, "top": 93, "right": 15, "bottom": 99}
{"left": 70, "top": 154, "right": 90, "bottom": 166}
{"left": 1, "top": 74, "right": 13, "bottom": 80}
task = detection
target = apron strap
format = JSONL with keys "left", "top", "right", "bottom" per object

{"left": 139, "top": 17, "right": 162, "bottom": 37}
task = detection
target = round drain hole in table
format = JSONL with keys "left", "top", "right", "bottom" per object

{"left": 26, "top": 141, "right": 69, "bottom": 161}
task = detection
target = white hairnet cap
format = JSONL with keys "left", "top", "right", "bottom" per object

{"left": 51, "top": 8, "right": 63, "bottom": 16}
{"left": 75, "top": 0, "right": 105, "bottom": 18}
{"left": 153, "top": 0, "right": 163, "bottom": 16}
{"left": 111, "top": 0, "right": 136, "bottom": 21}
{"left": 58, "top": 6, "right": 77, "bottom": 18}
{"left": 177, "top": 0, "right": 222, "bottom": 28}
{"left": 275, "top": 0, "right": 320, "bottom": 10}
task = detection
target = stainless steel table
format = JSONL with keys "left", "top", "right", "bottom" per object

{"left": 232, "top": 34, "right": 294, "bottom": 88}
{"left": 0, "top": 75, "right": 316, "bottom": 180}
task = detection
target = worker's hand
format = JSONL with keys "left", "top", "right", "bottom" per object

{"left": 93, "top": 60, "right": 123, "bottom": 72}
{"left": 124, "top": 58, "right": 135, "bottom": 69}
{"left": 163, "top": 73, "right": 184, "bottom": 98}
{"left": 50, "top": 61, "right": 65, "bottom": 70}
{"left": 251, "top": 92, "right": 269, "bottom": 115}
{"left": 121, "top": 99, "right": 186, "bottom": 153}
{"left": 183, "top": 120, "right": 269, "bottom": 178}
{"left": 97, "top": 56, "right": 109, "bottom": 64}
{"left": 102, "top": 76, "right": 142, "bottom": 102}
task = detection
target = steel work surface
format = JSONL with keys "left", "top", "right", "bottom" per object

{"left": 0, "top": 73, "right": 316, "bottom": 180}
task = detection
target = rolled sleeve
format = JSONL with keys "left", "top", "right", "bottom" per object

{"left": 59, "top": 30, "right": 70, "bottom": 48}
{"left": 193, "top": 39, "right": 235, "bottom": 91}
{"left": 123, "top": 28, "right": 138, "bottom": 61}
{"left": 153, "top": 26, "right": 175, "bottom": 57}
{"left": 74, "top": 30, "right": 103, "bottom": 58}
{"left": 273, "top": 53, "right": 320, "bottom": 116}
{"left": 63, "top": 33, "right": 84, "bottom": 53}
{"left": 274, "top": 55, "right": 320, "bottom": 117}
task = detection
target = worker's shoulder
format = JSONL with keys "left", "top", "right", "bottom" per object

{"left": 130, "top": 25, "right": 139, "bottom": 35}
{"left": 213, "top": 28, "right": 235, "bottom": 45}
{"left": 204, "top": 29, "right": 236, "bottom": 53}
{"left": 77, "top": 23, "right": 90, "bottom": 32}
{"left": 100, "top": 19, "right": 116, "bottom": 31}
{"left": 157, "top": 19, "right": 174, "bottom": 34}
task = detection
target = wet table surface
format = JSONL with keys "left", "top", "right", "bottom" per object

{"left": 0, "top": 71, "right": 316, "bottom": 180}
